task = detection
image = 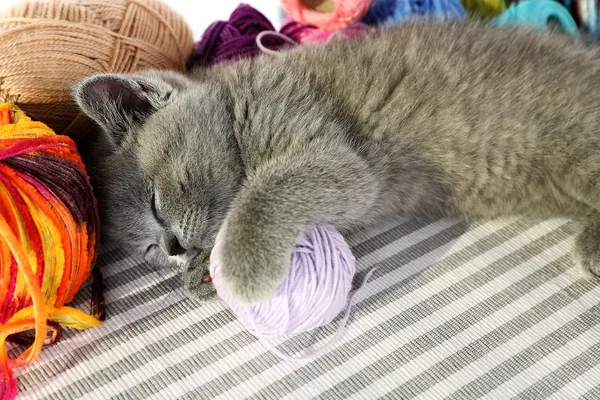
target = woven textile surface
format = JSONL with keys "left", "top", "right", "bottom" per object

{"left": 10, "top": 215, "right": 600, "bottom": 399}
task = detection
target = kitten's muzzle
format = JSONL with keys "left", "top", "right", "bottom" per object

{"left": 159, "top": 232, "right": 200, "bottom": 258}
{"left": 167, "top": 235, "right": 186, "bottom": 256}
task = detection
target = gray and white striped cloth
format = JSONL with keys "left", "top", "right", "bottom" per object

{"left": 11, "top": 215, "right": 600, "bottom": 399}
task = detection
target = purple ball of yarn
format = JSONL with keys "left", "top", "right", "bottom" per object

{"left": 190, "top": 3, "right": 291, "bottom": 67}
{"left": 210, "top": 225, "right": 356, "bottom": 338}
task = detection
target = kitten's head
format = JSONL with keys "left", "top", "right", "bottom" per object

{"left": 74, "top": 70, "right": 243, "bottom": 267}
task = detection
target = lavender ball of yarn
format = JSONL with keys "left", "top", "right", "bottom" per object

{"left": 210, "top": 225, "right": 356, "bottom": 338}
{"left": 190, "top": 4, "right": 291, "bottom": 67}
{"left": 363, "top": 0, "right": 467, "bottom": 26}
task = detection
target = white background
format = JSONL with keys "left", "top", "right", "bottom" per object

{"left": 1, "top": 0, "right": 284, "bottom": 39}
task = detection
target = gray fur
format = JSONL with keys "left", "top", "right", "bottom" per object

{"left": 75, "top": 22, "right": 600, "bottom": 304}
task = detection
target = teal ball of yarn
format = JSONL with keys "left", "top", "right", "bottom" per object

{"left": 490, "top": 0, "right": 579, "bottom": 39}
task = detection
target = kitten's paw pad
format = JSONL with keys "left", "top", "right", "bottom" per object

{"left": 201, "top": 271, "right": 212, "bottom": 283}
{"left": 184, "top": 253, "right": 219, "bottom": 302}
{"left": 573, "top": 230, "right": 600, "bottom": 279}
{"left": 186, "top": 279, "right": 218, "bottom": 302}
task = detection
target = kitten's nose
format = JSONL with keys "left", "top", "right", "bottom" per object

{"left": 167, "top": 236, "right": 186, "bottom": 256}
{"left": 159, "top": 233, "right": 187, "bottom": 257}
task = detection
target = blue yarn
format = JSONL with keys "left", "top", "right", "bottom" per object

{"left": 363, "top": 0, "right": 397, "bottom": 25}
{"left": 363, "top": 0, "right": 466, "bottom": 26}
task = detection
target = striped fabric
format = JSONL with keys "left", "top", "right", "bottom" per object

{"left": 9, "top": 215, "right": 600, "bottom": 399}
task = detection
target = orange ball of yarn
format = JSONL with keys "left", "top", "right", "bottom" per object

{"left": 0, "top": 0, "right": 194, "bottom": 140}
{"left": 0, "top": 103, "right": 102, "bottom": 400}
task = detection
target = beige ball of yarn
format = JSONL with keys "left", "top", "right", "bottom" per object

{"left": 0, "top": 0, "right": 194, "bottom": 140}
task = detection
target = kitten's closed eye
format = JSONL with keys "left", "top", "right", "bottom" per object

{"left": 143, "top": 190, "right": 164, "bottom": 258}
{"left": 150, "top": 190, "right": 164, "bottom": 225}
{"left": 150, "top": 188, "right": 201, "bottom": 260}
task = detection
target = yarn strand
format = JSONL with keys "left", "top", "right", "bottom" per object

{"left": 256, "top": 31, "right": 298, "bottom": 55}
{"left": 0, "top": 213, "right": 46, "bottom": 366}
{"left": 0, "top": 139, "right": 70, "bottom": 162}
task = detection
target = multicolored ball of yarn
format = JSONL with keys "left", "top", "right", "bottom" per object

{"left": 211, "top": 225, "right": 374, "bottom": 360}
{"left": 0, "top": 103, "right": 102, "bottom": 400}
{"left": 190, "top": 4, "right": 294, "bottom": 67}
{"left": 363, "top": 0, "right": 467, "bottom": 26}
{"left": 281, "top": 0, "right": 375, "bottom": 31}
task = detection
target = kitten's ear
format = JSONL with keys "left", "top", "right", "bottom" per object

{"left": 74, "top": 73, "right": 172, "bottom": 147}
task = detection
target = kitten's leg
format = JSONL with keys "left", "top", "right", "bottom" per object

{"left": 573, "top": 211, "right": 600, "bottom": 278}
{"left": 216, "top": 139, "right": 381, "bottom": 304}
{"left": 554, "top": 156, "right": 600, "bottom": 278}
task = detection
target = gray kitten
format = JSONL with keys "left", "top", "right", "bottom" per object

{"left": 75, "top": 21, "right": 600, "bottom": 305}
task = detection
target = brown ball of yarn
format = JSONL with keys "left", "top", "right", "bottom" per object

{"left": 0, "top": 0, "right": 194, "bottom": 140}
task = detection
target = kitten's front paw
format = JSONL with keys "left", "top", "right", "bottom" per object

{"left": 219, "top": 254, "right": 285, "bottom": 305}
{"left": 184, "top": 252, "right": 219, "bottom": 302}
{"left": 216, "top": 223, "right": 290, "bottom": 305}
{"left": 573, "top": 225, "right": 600, "bottom": 279}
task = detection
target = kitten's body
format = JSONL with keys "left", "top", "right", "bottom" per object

{"left": 76, "top": 22, "right": 600, "bottom": 304}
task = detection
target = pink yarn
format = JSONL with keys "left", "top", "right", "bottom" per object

{"left": 211, "top": 225, "right": 376, "bottom": 360}
{"left": 279, "top": 17, "right": 369, "bottom": 44}
{"left": 281, "top": 0, "right": 375, "bottom": 31}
